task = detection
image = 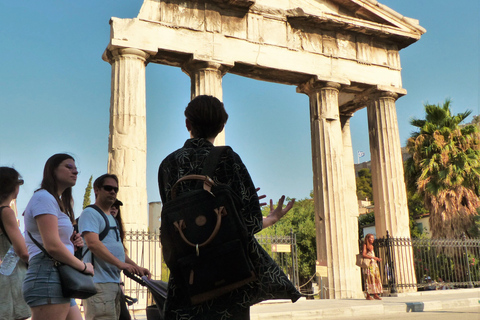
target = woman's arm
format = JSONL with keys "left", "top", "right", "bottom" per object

{"left": 362, "top": 243, "right": 381, "bottom": 262}
{"left": 362, "top": 244, "right": 369, "bottom": 259}
{"left": 2, "top": 207, "right": 29, "bottom": 263}
{"left": 36, "top": 214, "right": 92, "bottom": 274}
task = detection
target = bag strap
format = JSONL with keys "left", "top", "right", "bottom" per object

{"left": 28, "top": 231, "right": 55, "bottom": 261}
{"left": 86, "top": 204, "right": 112, "bottom": 242}
{"left": 81, "top": 205, "right": 120, "bottom": 262}
{"left": 202, "top": 146, "right": 229, "bottom": 176}
{"left": 0, "top": 206, "right": 12, "bottom": 244}
{"left": 195, "top": 146, "right": 230, "bottom": 189}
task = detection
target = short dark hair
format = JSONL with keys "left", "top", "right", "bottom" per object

{"left": 184, "top": 95, "right": 228, "bottom": 139}
{"left": 94, "top": 174, "right": 119, "bottom": 190}
{"left": 0, "top": 167, "right": 21, "bottom": 203}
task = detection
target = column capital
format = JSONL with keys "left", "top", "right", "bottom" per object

{"left": 297, "top": 78, "right": 341, "bottom": 95}
{"left": 181, "top": 59, "right": 232, "bottom": 77}
{"left": 371, "top": 90, "right": 399, "bottom": 101}
{"left": 103, "top": 47, "right": 150, "bottom": 64}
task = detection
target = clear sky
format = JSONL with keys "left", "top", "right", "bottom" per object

{"left": 1, "top": 1, "right": 479, "bottom": 227}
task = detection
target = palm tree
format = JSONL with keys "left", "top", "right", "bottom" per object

{"left": 405, "top": 99, "right": 480, "bottom": 239}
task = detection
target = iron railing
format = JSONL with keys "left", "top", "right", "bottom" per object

{"left": 121, "top": 230, "right": 298, "bottom": 309}
{"left": 372, "top": 232, "right": 480, "bottom": 293}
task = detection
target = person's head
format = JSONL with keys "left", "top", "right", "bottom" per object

{"left": 40, "top": 153, "right": 78, "bottom": 221}
{"left": 364, "top": 233, "right": 375, "bottom": 245}
{"left": 110, "top": 199, "right": 123, "bottom": 218}
{"left": 184, "top": 95, "right": 228, "bottom": 139}
{"left": 0, "top": 167, "right": 23, "bottom": 203}
{"left": 93, "top": 174, "right": 119, "bottom": 207}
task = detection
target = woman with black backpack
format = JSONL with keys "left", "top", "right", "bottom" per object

{"left": 158, "top": 95, "right": 301, "bottom": 320}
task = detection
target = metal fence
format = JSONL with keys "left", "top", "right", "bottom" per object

{"left": 372, "top": 232, "right": 480, "bottom": 293}
{"left": 122, "top": 231, "right": 162, "bottom": 307}
{"left": 121, "top": 230, "right": 298, "bottom": 309}
{"left": 255, "top": 232, "right": 299, "bottom": 289}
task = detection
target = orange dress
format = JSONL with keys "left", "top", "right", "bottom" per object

{"left": 363, "top": 251, "right": 383, "bottom": 294}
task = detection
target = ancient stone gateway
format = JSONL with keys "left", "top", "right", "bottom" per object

{"left": 103, "top": 0, "right": 425, "bottom": 298}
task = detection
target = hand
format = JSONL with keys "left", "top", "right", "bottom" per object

{"left": 119, "top": 262, "right": 138, "bottom": 274}
{"left": 71, "top": 231, "right": 84, "bottom": 249}
{"left": 262, "top": 196, "right": 295, "bottom": 229}
{"left": 256, "top": 187, "right": 267, "bottom": 207}
{"left": 84, "top": 262, "right": 94, "bottom": 276}
{"left": 137, "top": 267, "right": 152, "bottom": 279}
{"left": 268, "top": 196, "right": 295, "bottom": 223}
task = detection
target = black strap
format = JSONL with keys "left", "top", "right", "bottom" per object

{"left": 0, "top": 206, "right": 12, "bottom": 244}
{"left": 86, "top": 204, "right": 119, "bottom": 242}
{"left": 195, "top": 146, "right": 230, "bottom": 189}
{"left": 81, "top": 205, "right": 120, "bottom": 262}
{"left": 28, "top": 231, "right": 55, "bottom": 261}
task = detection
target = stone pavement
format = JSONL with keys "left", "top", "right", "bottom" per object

{"left": 130, "top": 288, "right": 480, "bottom": 320}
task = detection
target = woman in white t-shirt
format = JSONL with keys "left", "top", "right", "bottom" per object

{"left": 23, "top": 154, "right": 94, "bottom": 320}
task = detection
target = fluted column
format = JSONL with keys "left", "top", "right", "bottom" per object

{"left": 367, "top": 90, "right": 417, "bottom": 292}
{"left": 107, "top": 48, "right": 149, "bottom": 231}
{"left": 182, "top": 60, "right": 230, "bottom": 146}
{"left": 298, "top": 79, "right": 360, "bottom": 299}
{"left": 341, "top": 114, "right": 363, "bottom": 297}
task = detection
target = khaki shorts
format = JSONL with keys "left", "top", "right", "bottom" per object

{"left": 84, "top": 282, "right": 121, "bottom": 320}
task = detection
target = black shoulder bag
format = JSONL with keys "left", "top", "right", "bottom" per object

{"left": 28, "top": 232, "right": 97, "bottom": 299}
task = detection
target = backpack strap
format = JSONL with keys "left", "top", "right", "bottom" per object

{"left": 81, "top": 205, "right": 121, "bottom": 262}
{"left": 0, "top": 206, "right": 12, "bottom": 244}
{"left": 86, "top": 205, "right": 111, "bottom": 242}
{"left": 202, "top": 146, "right": 230, "bottom": 177}
{"left": 195, "top": 146, "right": 230, "bottom": 189}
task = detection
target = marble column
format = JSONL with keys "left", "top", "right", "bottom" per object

{"left": 341, "top": 114, "right": 364, "bottom": 297}
{"left": 298, "top": 79, "right": 361, "bottom": 299}
{"left": 106, "top": 48, "right": 149, "bottom": 231}
{"left": 182, "top": 60, "right": 230, "bottom": 146}
{"left": 367, "top": 90, "right": 417, "bottom": 292}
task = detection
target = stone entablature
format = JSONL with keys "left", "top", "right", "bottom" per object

{"left": 105, "top": 0, "right": 424, "bottom": 97}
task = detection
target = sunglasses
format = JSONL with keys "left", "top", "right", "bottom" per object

{"left": 102, "top": 185, "right": 119, "bottom": 193}
{"left": 18, "top": 179, "right": 24, "bottom": 185}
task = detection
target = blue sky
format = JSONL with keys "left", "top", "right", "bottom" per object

{"left": 1, "top": 1, "right": 479, "bottom": 225}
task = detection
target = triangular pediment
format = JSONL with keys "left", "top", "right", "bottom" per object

{"left": 287, "top": 0, "right": 424, "bottom": 34}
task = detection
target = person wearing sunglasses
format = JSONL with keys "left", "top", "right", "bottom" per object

{"left": 78, "top": 174, "right": 151, "bottom": 320}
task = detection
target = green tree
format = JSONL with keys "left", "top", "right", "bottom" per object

{"left": 82, "top": 175, "right": 93, "bottom": 209}
{"left": 405, "top": 99, "right": 480, "bottom": 238}
{"left": 356, "top": 168, "right": 373, "bottom": 202}
{"left": 258, "top": 195, "right": 316, "bottom": 286}
{"left": 406, "top": 190, "right": 428, "bottom": 238}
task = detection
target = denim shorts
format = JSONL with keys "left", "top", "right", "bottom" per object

{"left": 23, "top": 253, "right": 75, "bottom": 307}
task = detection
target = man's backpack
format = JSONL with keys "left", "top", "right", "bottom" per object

{"left": 160, "top": 146, "right": 256, "bottom": 305}
{"left": 75, "top": 205, "right": 120, "bottom": 260}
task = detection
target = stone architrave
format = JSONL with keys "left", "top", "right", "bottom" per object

{"left": 182, "top": 60, "right": 232, "bottom": 146}
{"left": 104, "top": 48, "right": 150, "bottom": 231}
{"left": 367, "top": 90, "right": 417, "bottom": 292}
{"left": 298, "top": 79, "right": 361, "bottom": 299}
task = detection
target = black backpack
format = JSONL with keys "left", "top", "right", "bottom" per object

{"left": 160, "top": 146, "right": 256, "bottom": 305}
{"left": 75, "top": 205, "right": 120, "bottom": 260}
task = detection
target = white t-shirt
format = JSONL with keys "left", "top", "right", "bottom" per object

{"left": 24, "top": 189, "right": 74, "bottom": 260}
